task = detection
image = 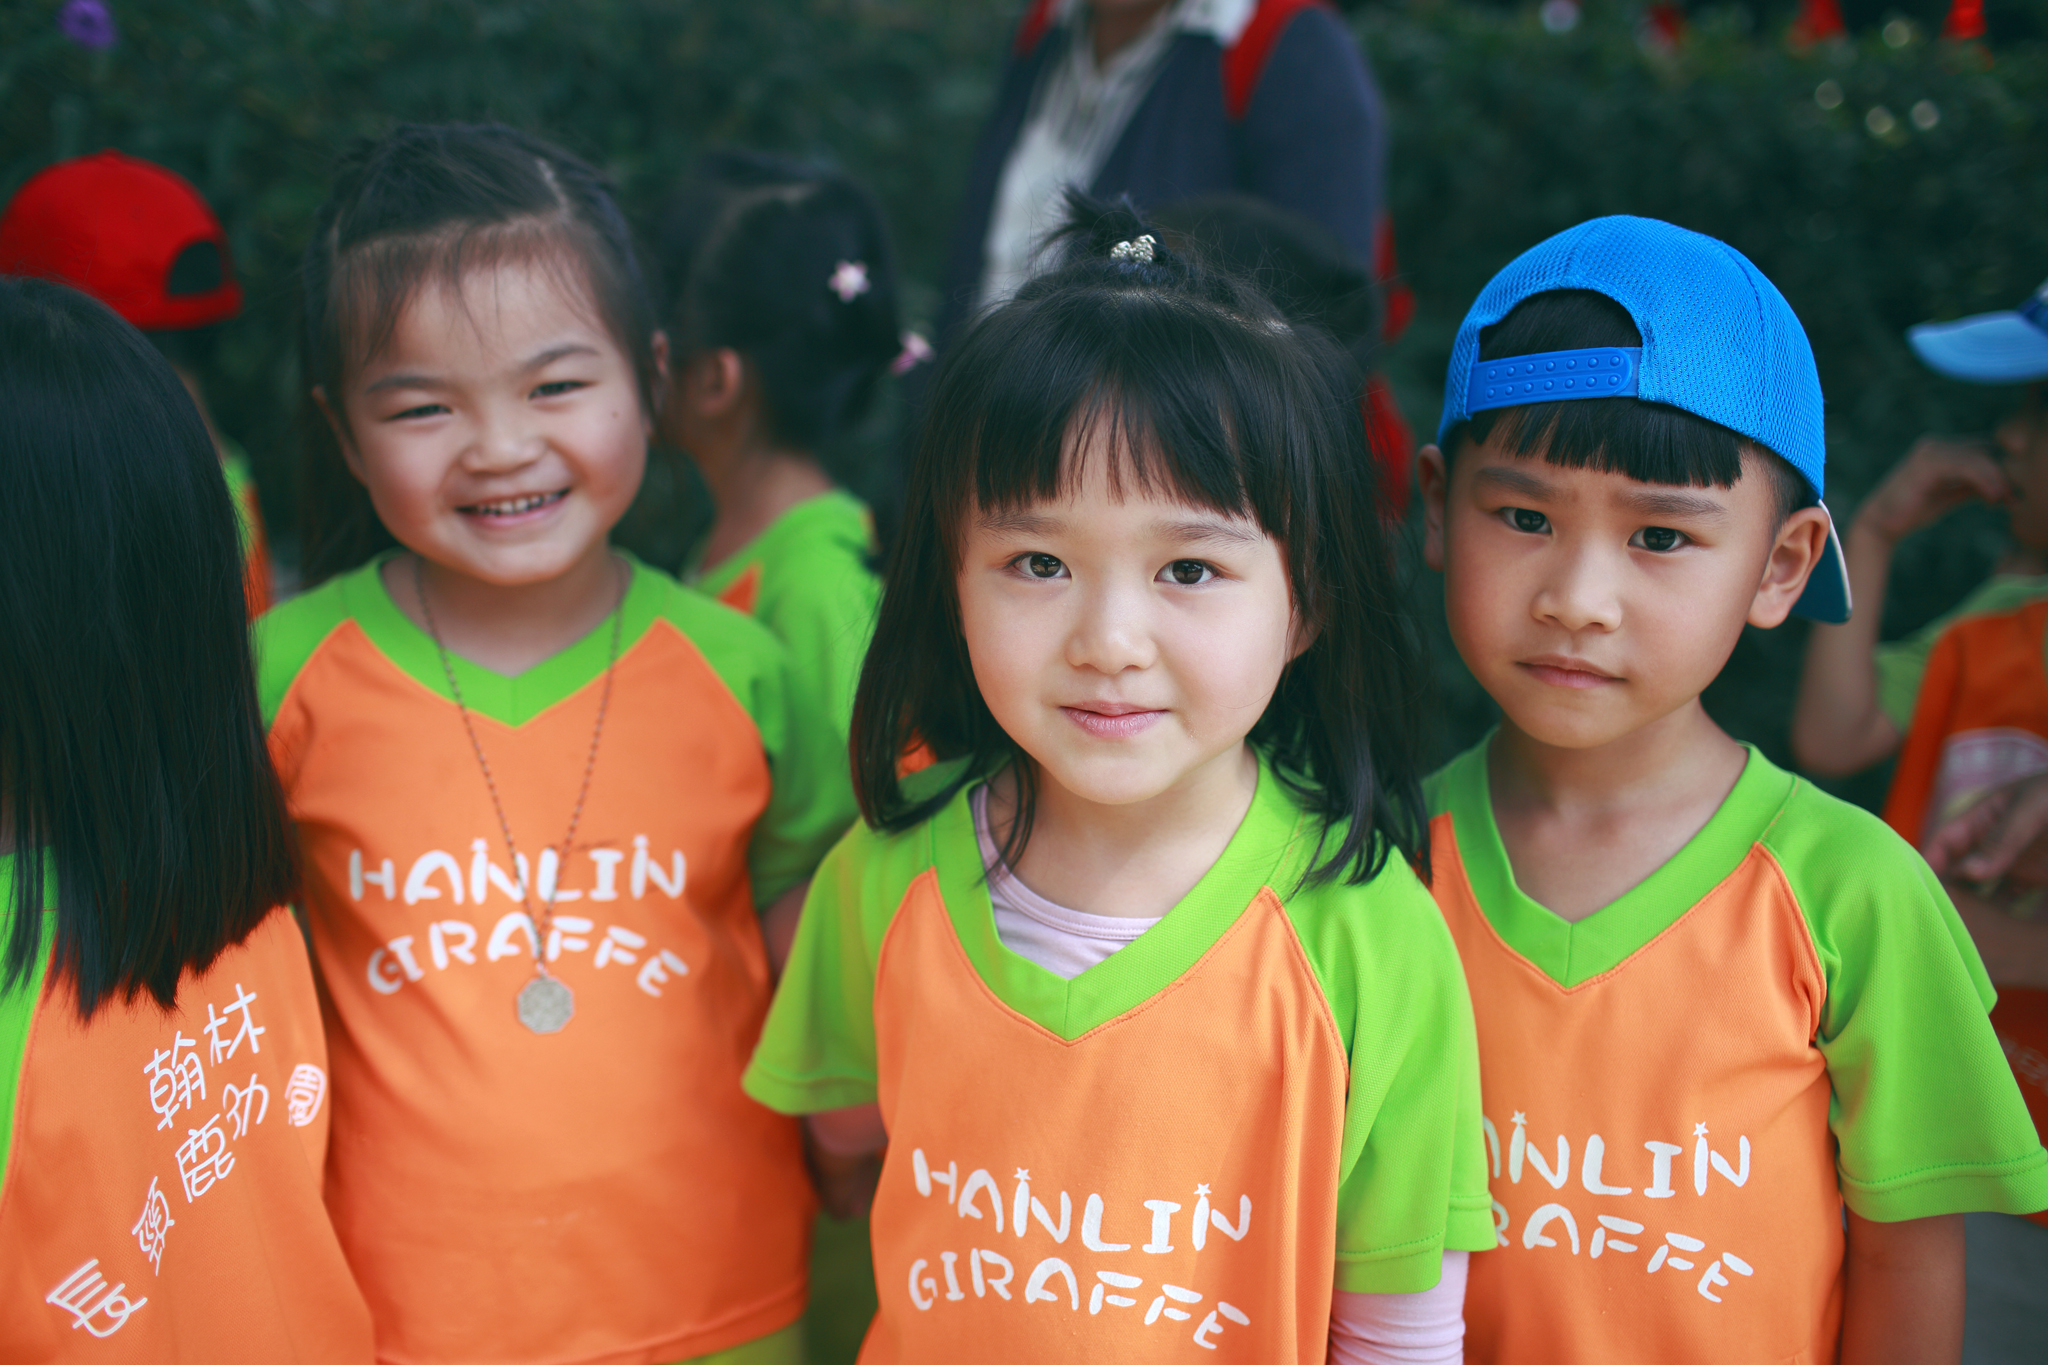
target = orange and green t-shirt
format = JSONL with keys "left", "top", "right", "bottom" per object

{"left": 1882, "top": 595, "right": 2048, "bottom": 1230}
{"left": 1427, "top": 738, "right": 2048, "bottom": 1365}
{"left": 694, "top": 490, "right": 881, "bottom": 746}
{"left": 745, "top": 759, "right": 1496, "bottom": 1363}
{"left": 256, "top": 553, "right": 859, "bottom": 1365}
{"left": 0, "top": 861, "right": 375, "bottom": 1362}
{"left": 1874, "top": 573, "right": 2048, "bottom": 734}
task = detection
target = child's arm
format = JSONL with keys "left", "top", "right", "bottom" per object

{"left": 804, "top": 1104, "right": 885, "bottom": 1220}
{"left": 1839, "top": 1210, "right": 1964, "bottom": 1365}
{"left": 760, "top": 879, "right": 808, "bottom": 978}
{"left": 1328, "top": 1251, "right": 1468, "bottom": 1365}
{"left": 1792, "top": 437, "right": 2005, "bottom": 776}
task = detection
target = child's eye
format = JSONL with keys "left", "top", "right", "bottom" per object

{"left": 1162, "top": 559, "right": 1214, "bottom": 586}
{"left": 532, "top": 380, "right": 586, "bottom": 399}
{"left": 1632, "top": 526, "right": 1688, "bottom": 553}
{"left": 388, "top": 402, "right": 449, "bottom": 421}
{"left": 1019, "top": 553, "right": 1065, "bottom": 579}
{"left": 1506, "top": 507, "right": 1549, "bottom": 534}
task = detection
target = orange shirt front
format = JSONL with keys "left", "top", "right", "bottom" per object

{"left": 259, "top": 559, "right": 854, "bottom": 1365}
{"left": 1429, "top": 741, "right": 2048, "bottom": 1364}
{"left": 0, "top": 903, "right": 374, "bottom": 1363}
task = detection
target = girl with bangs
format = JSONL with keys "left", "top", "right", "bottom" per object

{"left": 262, "top": 124, "right": 855, "bottom": 1365}
{"left": 744, "top": 198, "right": 1492, "bottom": 1364}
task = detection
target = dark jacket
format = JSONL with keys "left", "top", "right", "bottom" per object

{"left": 938, "top": 0, "right": 1387, "bottom": 342}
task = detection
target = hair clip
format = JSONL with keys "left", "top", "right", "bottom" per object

{"left": 1109, "top": 235, "right": 1157, "bottom": 265}
{"left": 828, "top": 260, "right": 871, "bottom": 303}
{"left": 890, "top": 331, "right": 934, "bottom": 376}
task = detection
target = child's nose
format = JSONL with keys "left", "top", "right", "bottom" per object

{"left": 468, "top": 400, "right": 546, "bottom": 470}
{"left": 1531, "top": 542, "right": 1623, "bottom": 634}
{"left": 1063, "top": 578, "right": 1157, "bottom": 674}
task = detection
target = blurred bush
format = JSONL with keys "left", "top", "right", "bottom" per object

{"left": 0, "top": 0, "right": 1017, "bottom": 574}
{"left": 3, "top": 0, "right": 2046, "bottom": 800}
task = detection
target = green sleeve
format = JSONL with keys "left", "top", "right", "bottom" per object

{"left": 1875, "top": 575, "right": 2048, "bottom": 730}
{"left": 657, "top": 580, "right": 860, "bottom": 905}
{"left": 0, "top": 858, "right": 54, "bottom": 1188}
{"left": 1766, "top": 787, "right": 2048, "bottom": 1220}
{"left": 250, "top": 575, "right": 353, "bottom": 727}
{"left": 754, "top": 550, "right": 880, "bottom": 751}
{"left": 1292, "top": 858, "right": 1498, "bottom": 1293}
{"left": 743, "top": 819, "right": 924, "bottom": 1114}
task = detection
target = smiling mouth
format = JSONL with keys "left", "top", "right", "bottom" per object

{"left": 459, "top": 490, "right": 569, "bottom": 517}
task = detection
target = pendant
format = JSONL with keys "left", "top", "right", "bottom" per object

{"left": 516, "top": 975, "right": 574, "bottom": 1034}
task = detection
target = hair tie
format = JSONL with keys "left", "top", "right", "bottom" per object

{"left": 828, "top": 259, "right": 871, "bottom": 303}
{"left": 890, "top": 331, "right": 933, "bottom": 376}
{"left": 1109, "top": 235, "right": 1157, "bottom": 265}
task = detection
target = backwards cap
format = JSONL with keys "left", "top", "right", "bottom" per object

{"left": 1437, "top": 215, "right": 1848, "bottom": 624}
{"left": 0, "top": 150, "right": 242, "bottom": 331}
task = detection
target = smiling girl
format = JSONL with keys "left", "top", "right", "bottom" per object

{"left": 743, "top": 199, "right": 1493, "bottom": 1363}
{"left": 258, "top": 124, "right": 856, "bottom": 1365}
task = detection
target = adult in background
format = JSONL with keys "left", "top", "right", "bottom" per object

{"left": 940, "top": 0, "right": 1408, "bottom": 485}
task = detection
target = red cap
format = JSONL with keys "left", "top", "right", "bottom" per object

{"left": 0, "top": 150, "right": 242, "bottom": 330}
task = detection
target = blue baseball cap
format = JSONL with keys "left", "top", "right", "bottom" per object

{"left": 1438, "top": 215, "right": 1849, "bottom": 624}
{"left": 1907, "top": 279, "right": 2048, "bottom": 384}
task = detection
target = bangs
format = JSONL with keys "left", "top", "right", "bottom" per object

{"left": 1450, "top": 287, "right": 1808, "bottom": 517}
{"left": 932, "top": 287, "right": 1318, "bottom": 569}
{"left": 326, "top": 215, "right": 647, "bottom": 403}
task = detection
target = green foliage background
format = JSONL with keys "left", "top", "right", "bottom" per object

{"left": 7, "top": 0, "right": 2045, "bottom": 806}
{"left": 3, "top": 2, "right": 2046, "bottom": 1357}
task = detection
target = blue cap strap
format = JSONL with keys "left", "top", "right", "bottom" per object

{"left": 1467, "top": 346, "right": 1641, "bottom": 414}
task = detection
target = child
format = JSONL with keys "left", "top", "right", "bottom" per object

{"left": 261, "top": 123, "right": 857, "bottom": 1365}
{"left": 1791, "top": 274, "right": 2048, "bottom": 785}
{"left": 0, "top": 151, "right": 274, "bottom": 614}
{"left": 0, "top": 277, "right": 372, "bottom": 1359}
{"left": 744, "top": 199, "right": 1493, "bottom": 1363}
{"left": 1414, "top": 215, "right": 2048, "bottom": 1363}
{"left": 655, "top": 152, "right": 913, "bottom": 742}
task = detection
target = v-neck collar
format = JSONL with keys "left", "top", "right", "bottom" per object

{"left": 340, "top": 552, "right": 665, "bottom": 728}
{"left": 1438, "top": 734, "right": 1795, "bottom": 987}
{"left": 926, "top": 755, "right": 1312, "bottom": 1040}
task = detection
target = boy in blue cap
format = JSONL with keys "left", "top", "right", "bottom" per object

{"left": 1415, "top": 216, "right": 2048, "bottom": 1364}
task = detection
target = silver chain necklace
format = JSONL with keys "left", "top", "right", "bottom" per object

{"left": 414, "top": 557, "right": 625, "bottom": 1034}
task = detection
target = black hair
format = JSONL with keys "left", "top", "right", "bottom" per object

{"left": 297, "top": 122, "right": 660, "bottom": 585}
{"left": 1150, "top": 195, "right": 1383, "bottom": 386}
{"left": 0, "top": 278, "right": 297, "bottom": 1019}
{"left": 1444, "top": 289, "right": 1809, "bottom": 518}
{"left": 854, "top": 194, "right": 1428, "bottom": 886}
{"left": 654, "top": 151, "right": 905, "bottom": 486}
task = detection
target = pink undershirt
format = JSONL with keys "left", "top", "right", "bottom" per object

{"left": 971, "top": 786, "right": 1468, "bottom": 1363}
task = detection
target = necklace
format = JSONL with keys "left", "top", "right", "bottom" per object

{"left": 414, "top": 556, "right": 626, "bottom": 1034}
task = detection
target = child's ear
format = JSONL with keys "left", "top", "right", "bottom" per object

{"left": 1748, "top": 505, "right": 1832, "bottom": 629}
{"left": 1416, "top": 444, "right": 1450, "bottom": 571}
{"left": 311, "top": 386, "right": 367, "bottom": 484}
{"left": 685, "top": 348, "right": 746, "bottom": 418}
{"left": 646, "top": 330, "right": 672, "bottom": 431}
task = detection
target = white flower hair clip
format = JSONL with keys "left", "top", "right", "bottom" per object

{"left": 890, "top": 331, "right": 934, "bottom": 376}
{"left": 828, "top": 260, "right": 872, "bottom": 303}
{"left": 1109, "top": 235, "right": 1157, "bottom": 264}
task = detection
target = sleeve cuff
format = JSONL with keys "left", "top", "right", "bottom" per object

{"left": 740, "top": 1062, "right": 877, "bottom": 1117}
{"left": 1840, "top": 1148, "right": 2048, "bottom": 1221}
{"left": 1334, "top": 1235, "right": 1455, "bottom": 1295}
